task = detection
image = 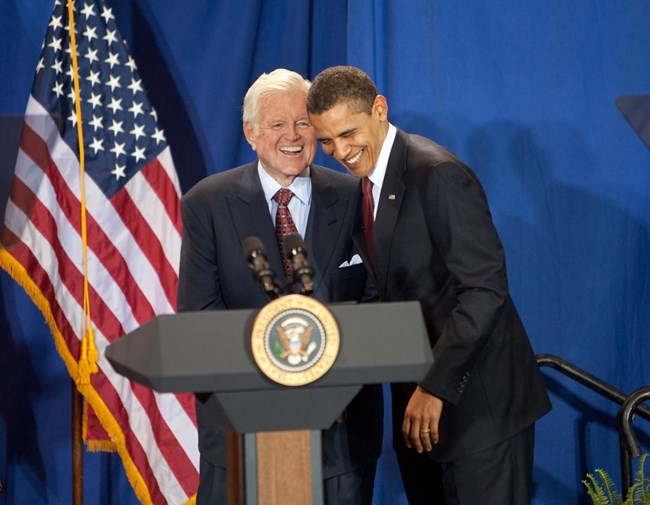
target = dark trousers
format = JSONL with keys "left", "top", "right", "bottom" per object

{"left": 396, "top": 424, "right": 535, "bottom": 505}
{"left": 196, "top": 458, "right": 377, "bottom": 505}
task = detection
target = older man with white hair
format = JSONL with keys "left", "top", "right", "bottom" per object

{"left": 178, "top": 68, "right": 383, "bottom": 505}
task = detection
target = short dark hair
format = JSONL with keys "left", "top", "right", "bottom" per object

{"left": 307, "top": 66, "right": 378, "bottom": 115}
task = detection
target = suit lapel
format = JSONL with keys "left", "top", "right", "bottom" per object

{"left": 225, "top": 162, "right": 284, "bottom": 280}
{"left": 305, "top": 166, "right": 345, "bottom": 295}
{"left": 374, "top": 130, "right": 408, "bottom": 295}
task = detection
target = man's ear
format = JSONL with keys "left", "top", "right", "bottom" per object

{"left": 243, "top": 122, "right": 256, "bottom": 150}
{"left": 373, "top": 95, "right": 388, "bottom": 121}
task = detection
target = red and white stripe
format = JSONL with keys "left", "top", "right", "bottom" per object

{"left": 3, "top": 96, "right": 199, "bottom": 504}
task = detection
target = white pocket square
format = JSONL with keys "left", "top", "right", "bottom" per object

{"left": 339, "top": 254, "right": 363, "bottom": 268}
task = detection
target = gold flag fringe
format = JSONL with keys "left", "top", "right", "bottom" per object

{"left": 0, "top": 248, "right": 158, "bottom": 505}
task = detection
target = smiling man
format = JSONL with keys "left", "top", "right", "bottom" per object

{"left": 177, "top": 68, "right": 383, "bottom": 505}
{"left": 307, "top": 66, "right": 551, "bottom": 505}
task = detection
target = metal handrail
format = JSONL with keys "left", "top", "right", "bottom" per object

{"left": 536, "top": 354, "right": 650, "bottom": 489}
{"left": 618, "top": 387, "right": 650, "bottom": 490}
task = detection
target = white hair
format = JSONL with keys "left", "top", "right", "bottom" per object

{"left": 242, "top": 69, "right": 311, "bottom": 132}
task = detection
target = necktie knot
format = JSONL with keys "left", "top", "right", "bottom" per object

{"left": 273, "top": 188, "right": 293, "bottom": 206}
{"left": 362, "top": 177, "right": 373, "bottom": 204}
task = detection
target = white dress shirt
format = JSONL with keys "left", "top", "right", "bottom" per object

{"left": 366, "top": 123, "right": 397, "bottom": 220}
{"left": 257, "top": 162, "right": 312, "bottom": 237}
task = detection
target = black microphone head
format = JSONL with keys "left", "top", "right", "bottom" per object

{"left": 243, "top": 236, "right": 266, "bottom": 258}
{"left": 242, "top": 236, "right": 279, "bottom": 298}
{"left": 283, "top": 233, "right": 306, "bottom": 258}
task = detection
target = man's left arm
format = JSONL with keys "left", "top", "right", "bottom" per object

{"left": 421, "top": 160, "right": 509, "bottom": 399}
{"left": 403, "top": 160, "right": 510, "bottom": 450}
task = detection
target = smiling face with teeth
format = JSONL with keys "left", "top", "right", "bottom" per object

{"left": 244, "top": 90, "right": 316, "bottom": 187}
{"left": 309, "top": 95, "right": 389, "bottom": 178}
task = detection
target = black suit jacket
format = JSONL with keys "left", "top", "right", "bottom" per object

{"left": 177, "top": 161, "right": 383, "bottom": 478}
{"left": 353, "top": 129, "right": 551, "bottom": 462}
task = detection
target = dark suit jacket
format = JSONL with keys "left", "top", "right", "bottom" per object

{"left": 353, "top": 129, "right": 551, "bottom": 463}
{"left": 177, "top": 161, "right": 383, "bottom": 479}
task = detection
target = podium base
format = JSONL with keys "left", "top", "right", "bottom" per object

{"left": 228, "top": 430, "right": 323, "bottom": 505}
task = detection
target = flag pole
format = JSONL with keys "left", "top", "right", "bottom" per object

{"left": 67, "top": 1, "right": 90, "bottom": 501}
{"left": 72, "top": 381, "right": 84, "bottom": 505}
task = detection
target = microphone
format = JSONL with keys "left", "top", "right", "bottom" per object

{"left": 283, "top": 233, "right": 314, "bottom": 296}
{"left": 242, "top": 236, "right": 279, "bottom": 299}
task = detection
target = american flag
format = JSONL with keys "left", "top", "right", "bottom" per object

{"left": 0, "top": 0, "right": 199, "bottom": 503}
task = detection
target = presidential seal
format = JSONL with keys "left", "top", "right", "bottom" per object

{"left": 251, "top": 294, "right": 340, "bottom": 386}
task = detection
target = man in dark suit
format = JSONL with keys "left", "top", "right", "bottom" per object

{"left": 177, "top": 68, "right": 382, "bottom": 505}
{"left": 307, "top": 66, "right": 552, "bottom": 505}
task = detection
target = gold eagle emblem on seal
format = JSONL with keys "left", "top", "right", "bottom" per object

{"left": 251, "top": 294, "right": 340, "bottom": 386}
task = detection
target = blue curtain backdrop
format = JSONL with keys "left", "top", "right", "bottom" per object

{"left": 2, "top": 1, "right": 650, "bottom": 503}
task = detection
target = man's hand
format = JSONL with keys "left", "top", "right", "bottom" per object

{"left": 402, "top": 385, "right": 443, "bottom": 453}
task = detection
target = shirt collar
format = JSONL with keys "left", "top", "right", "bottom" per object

{"left": 257, "top": 162, "right": 312, "bottom": 205}
{"left": 367, "top": 123, "right": 397, "bottom": 189}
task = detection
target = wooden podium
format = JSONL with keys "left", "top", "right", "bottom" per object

{"left": 105, "top": 300, "right": 432, "bottom": 504}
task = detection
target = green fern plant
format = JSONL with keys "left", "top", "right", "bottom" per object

{"left": 583, "top": 454, "right": 650, "bottom": 505}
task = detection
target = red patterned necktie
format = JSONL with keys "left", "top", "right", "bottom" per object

{"left": 361, "top": 177, "right": 376, "bottom": 271}
{"left": 272, "top": 188, "right": 299, "bottom": 279}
